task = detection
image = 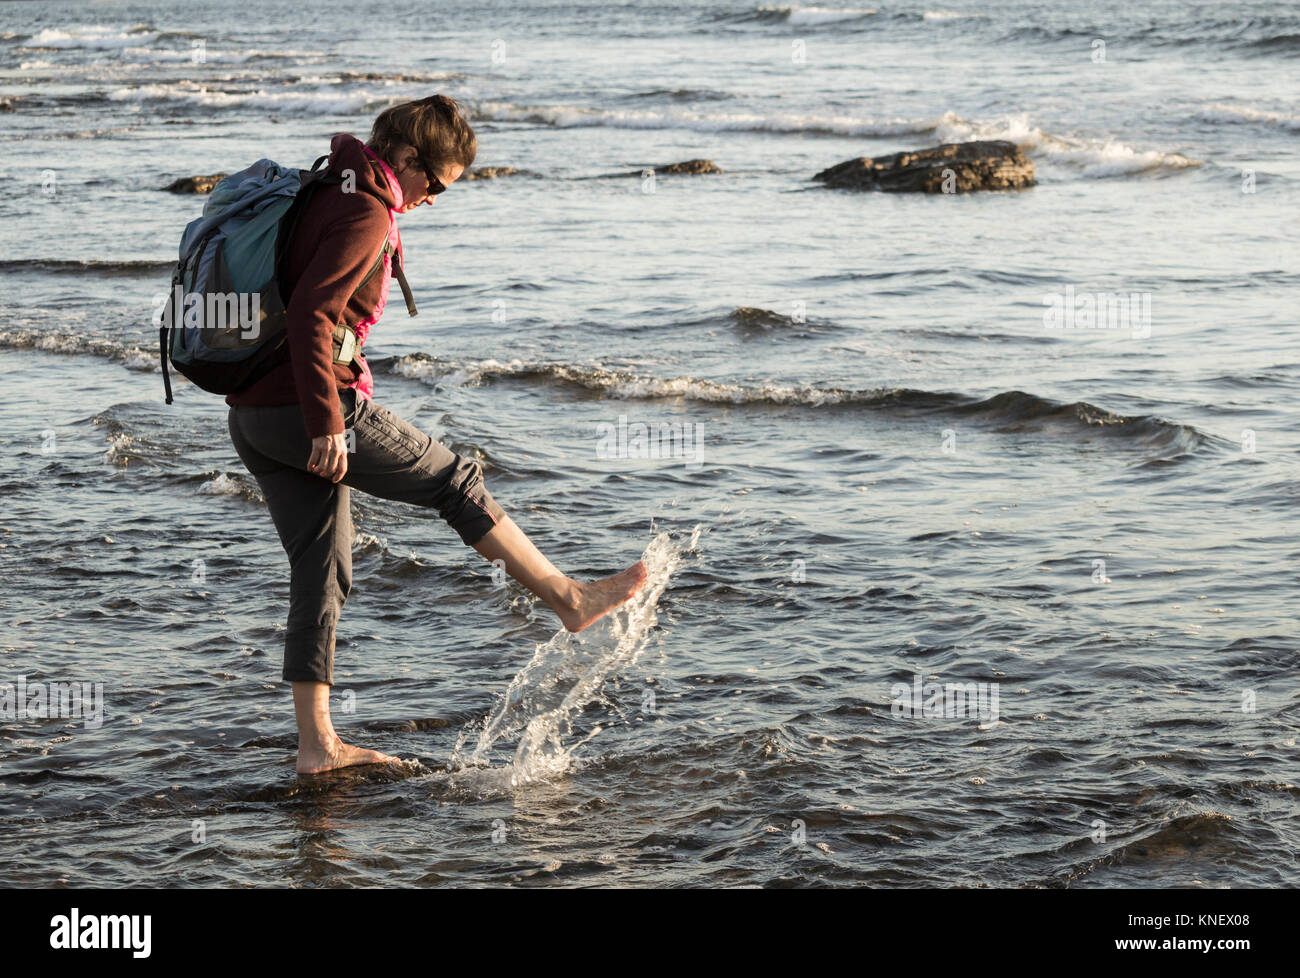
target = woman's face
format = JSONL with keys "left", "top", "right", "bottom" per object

{"left": 389, "top": 143, "right": 464, "bottom": 213}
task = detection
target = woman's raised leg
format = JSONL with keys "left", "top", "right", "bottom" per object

{"left": 470, "top": 516, "right": 647, "bottom": 632}
{"left": 340, "top": 395, "right": 649, "bottom": 629}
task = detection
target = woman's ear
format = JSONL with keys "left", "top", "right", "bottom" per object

{"left": 395, "top": 144, "right": 418, "bottom": 174}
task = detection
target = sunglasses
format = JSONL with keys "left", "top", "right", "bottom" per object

{"left": 418, "top": 158, "right": 448, "bottom": 196}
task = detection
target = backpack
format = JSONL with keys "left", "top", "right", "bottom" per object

{"left": 158, "top": 153, "right": 418, "bottom": 404}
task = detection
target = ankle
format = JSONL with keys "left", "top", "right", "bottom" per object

{"left": 298, "top": 731, "right": 341, "bottom": 753}
{"left": 549, "top": 575, "right": 582, "bottom": 613}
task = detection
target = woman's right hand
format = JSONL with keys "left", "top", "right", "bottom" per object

{"left": 308, "top": 432, "right": 349, "bottom": 482}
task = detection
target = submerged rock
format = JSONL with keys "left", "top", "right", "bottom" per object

{"left": 164, "top": 174, "right": 228, "bottom": 194}
{"left": 463, "top": 166, "right": 539, "bottom": 180}
{"left": 813, "top": 140, "right": 1034, "bottom": 193}
{"left": 627, "top": 159, "right": 723, "bottom": 176}
{"left": 661, "top": 159, "right": 722, "bottom": 174}
{"left": 731, "top": 307, "right": 792, "bottom": 329}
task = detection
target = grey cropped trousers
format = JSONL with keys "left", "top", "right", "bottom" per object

{"left": 228, "top": 387, "right": 506, "bottom": 686}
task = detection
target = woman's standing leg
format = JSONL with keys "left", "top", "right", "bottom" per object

{"left": 229, "top": 402, "right": 397, "bottom": 774}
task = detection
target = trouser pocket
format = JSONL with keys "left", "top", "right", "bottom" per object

{"left": 357, "top": 399, "right": 432, "bottom": 463}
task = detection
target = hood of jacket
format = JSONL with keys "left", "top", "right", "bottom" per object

{"left": 325, "top": 132, "right": 401, "bottom": 211}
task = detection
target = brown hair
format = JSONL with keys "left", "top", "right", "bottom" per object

{"left": 366, "top": 95, "right": 476, "bottom": 173}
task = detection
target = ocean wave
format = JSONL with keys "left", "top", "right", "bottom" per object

{"left": 336, "top": 69, "right": 465, "bottom": 83}
{"left": 1142, "top": 17, "right": 1300, "bottom": 54}
{"left": 381, "top": 354, "right": 1213, "bottom": 453}
{"left": 709, "top": 5, "right": 1296, "bottom": 55}
{"left": 946, "top": 390, "right": 1211, "bottom": 454}
{"left": 1057, "top": 811, "right": 1245, "bottom": 883}
{"left": 21, "top": 25, "right": 161, "bottom": 50}
{"left": 0, "top": 91, "right": 117, "bottom": 112}
{"left": 112, "top": 45, "right": 316, "bottom": 64}
{"left": 757, "top": 6, "right": 879, "bottom": 27}
{"left": 102, "top": 431, "right": 138, "bottom": 465}
{"left": 716, "top": 5, "right": 983, "bottom": 28}
{"left": 1195, "top": 102, "right": 1300, "bottom": 133}
{"left": 197, "top": 473, "right": 249, "bottom": 496}
{"left": 0, "top": 125, "right": 143, "bottom": 142}
{"left": 621, "top": 87, "right": 736, "bottom": 102}
{"left": 1241, "top": 32, "right": 1300, "bottom": 54}
{"left": 470, "top": 98, "right": 956, "bottom": 138}
{"left": 466, "top": 100, "right": 1197, "bottom": 177}
{"left": 106, "top": 82, "right": 386, "bottom": 115}
{"left": 1002, "top": 16, "right": 1300, "bottom": 55}
{"left": 17, "top": 47, "right": 324, "bottom": 68}
{"left": 0, "top": 328, "right": 158, "bottom": 372}
{"left": 705, "top": 6, "right": 880, "bottom": 28}
{"left": 934, "top": 113, "right": 1200, "bottom": 178}
{"left": 0, "top": 258, "right": 172, "bottom": 276}
{"left": 0, "top": 325, "right": 1214, "bottom": 456}
{"left": 349, "top": 531, "right": 442, "bottom": 571}
{"left": 388, "top": 354, "right": 877, "bottom": 406}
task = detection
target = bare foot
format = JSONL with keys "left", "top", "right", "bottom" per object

{"left": 296, "top": 737, "right": 401, "bottom": 775}
{"left": 558, "top": 560, "right": 649, "bottom": 632}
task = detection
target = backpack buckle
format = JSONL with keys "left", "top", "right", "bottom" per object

{"left": 333, "top": 323, "right": 357, "bottom": 364}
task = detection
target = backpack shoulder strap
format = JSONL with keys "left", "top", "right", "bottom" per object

{"left": 281, "top": 153, "right": 420, "bottom": 323}
{"left": 350, "top": 238, "right": 416, "bottom": 315}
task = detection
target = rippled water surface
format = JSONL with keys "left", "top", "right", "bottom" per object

{"left": 1, "top": 0, "right": 1298, "bottom": 887}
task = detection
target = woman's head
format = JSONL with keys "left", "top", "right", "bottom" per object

{"left": 366, "top": 95, "right": 476, "bottom": 212}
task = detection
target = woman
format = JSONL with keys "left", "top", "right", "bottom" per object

{"left": 226, "top": 96, "right": 647, "bottom": 775}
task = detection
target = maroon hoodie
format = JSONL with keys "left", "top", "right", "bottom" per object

{"left": 224, "top": 133, "right": 398, "bottom": 439}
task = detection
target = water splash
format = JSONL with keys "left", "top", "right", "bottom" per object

{"left": 446, "top": 524, "right": 697, "bottom": 793}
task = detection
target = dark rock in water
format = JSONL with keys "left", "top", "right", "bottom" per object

{"left": 463, "top": 166, "right": 539, "bottom": 180}
{"left": 813, "top": 140, "right": 1034, "bottom": 193}
{"left": 731, "top": 307, "right": 791, "bottom": 329}
{"left": 632, "top": 159, "right": 723, "bottom": 175}
{"left": 164, "top": 174, "right": 228, "bottom": 194}
{"left": 661, "top": 159, "right": 722, "bottom": 174}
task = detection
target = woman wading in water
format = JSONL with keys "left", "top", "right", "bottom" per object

{"left": 227, "top": 96, "right": 647, "bottom": 774}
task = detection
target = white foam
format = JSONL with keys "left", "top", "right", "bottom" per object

{"left": 103, "top": 432, "right": 135, "bottom": 463}
{"left": 24, "top": 26, "right": 159, "bottom": 50}
{"left": 120, "top": 349, "right": 157, "bottom": 372}
{"left": 113, "top": 45, "right": 318, "bottom": 64}
{"left": 762, "top": 5, "right": 878, "bottom": 26}
{"left": 106, "top": 82, "right": 377, "bottom": 115}
{"left": 924, "top": 10, "right": 982, "bottom": 19}
{"left": 198, "top": 473, "right": 245, "bottom": 496}
{"left": 934, "top": 112, "right": 1200, "bottom": 178}
{"left": 115, "top": 46, "right": 249, "bottom": 64}
{"left": 397, "top": 355, "right": 872, "bottom": 408}
{"left": 1196, "top": 102, "right": 1300, "bottom": 133}
{"left": 447, "top": 527, "right": 693, "bottom": 792}
{"left": 1044, "top": 138, "right": 1198, "bottom": 178}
